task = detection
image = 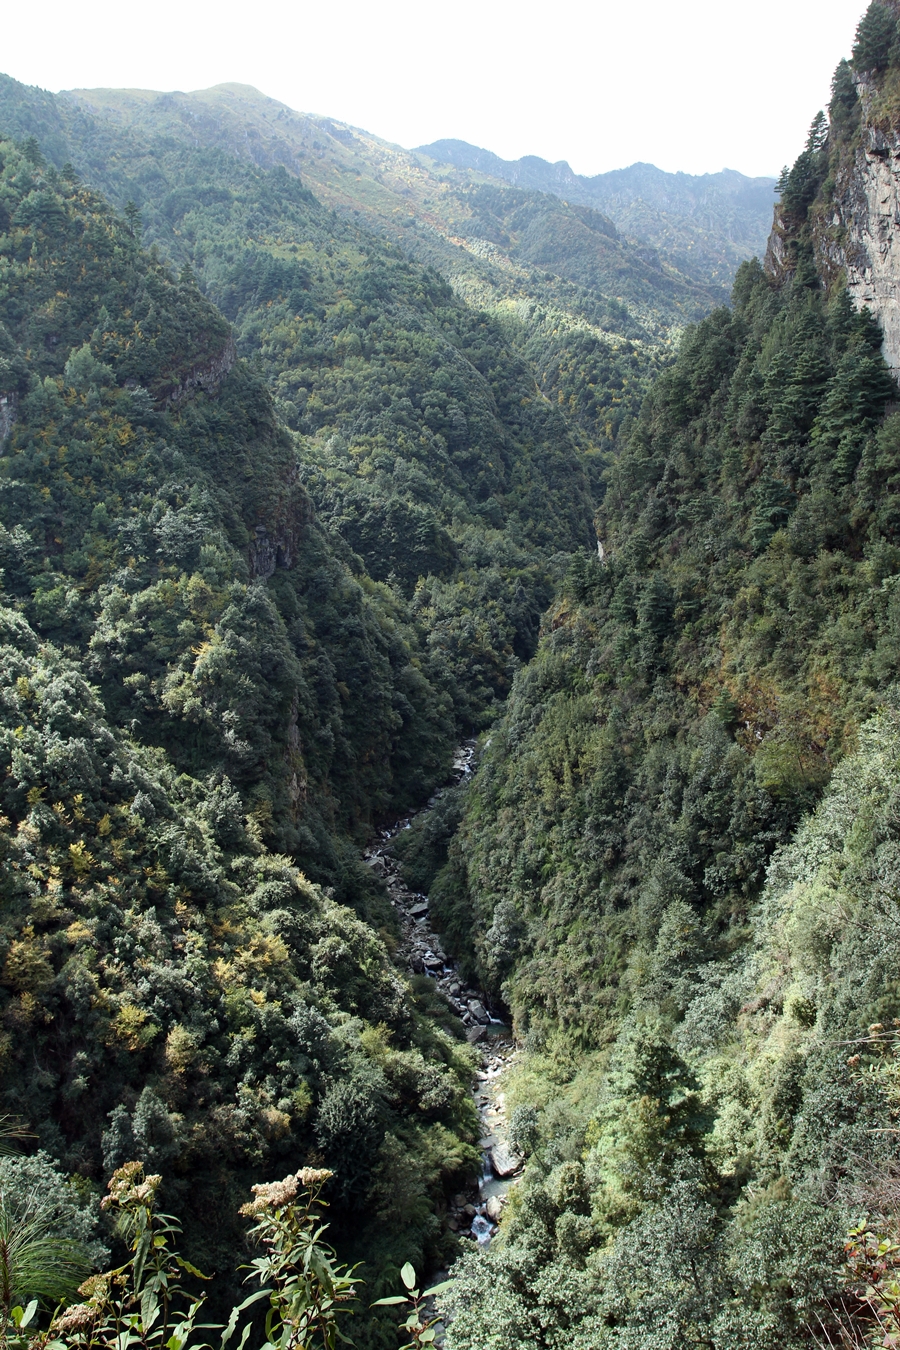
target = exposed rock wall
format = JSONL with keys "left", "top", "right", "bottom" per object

{"left": 247, "top": 471, "right": 314, "bottom": 580}
{"left": 248, "top": 523, "right": 293, "bottom": 579}
{"left": 162, "top": 335, "right": 236, "bottom": 407}
{"left": 0, "top": 393, "right": 16, "bottom": 445}
{"left": 765, "top": 70, "right": 900, "bottom": 385}
{"left": 820, "top": 117, "right": 900, "bottom": 381}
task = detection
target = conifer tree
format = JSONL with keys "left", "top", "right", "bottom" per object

{"left": 852, "top": 0, "right": 900, "bottom": 73}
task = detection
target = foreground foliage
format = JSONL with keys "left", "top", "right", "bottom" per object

{"left": 3, "top": 1163, "right": 359, "bottom": 1350}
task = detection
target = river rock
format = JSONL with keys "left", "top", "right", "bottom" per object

{"left": 466, "top": 1025, "right": 486, "bottom": 1043}
{"left": 409, "top": 901, "right": 429, "bottom": 917}
{"left": 467, "top": 1000, "right": 490, "bottom": 1023}
{"left": 486, "top": 1195, "right": 505, "bottom": 1221}
{"left": 490, "top": 1141, "right": 522, "bottom": 1178}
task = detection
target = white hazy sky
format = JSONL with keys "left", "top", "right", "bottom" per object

{"left": 1, "top": 0, "right": 870, "bottom": 179}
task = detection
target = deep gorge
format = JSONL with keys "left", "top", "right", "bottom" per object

{"left": 5, "top": 4, "right": 900, "bottom": 1347}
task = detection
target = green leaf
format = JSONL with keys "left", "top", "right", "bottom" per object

{"left": 400, "top": 1262, "right": 417, "bottom": 1291}
{"left": 175, "top": 1256, "right": 211, "bottom": 1280}
{"left": 133, "top": 1226, "right": 152, "bottom": 1288}
{"left": 233, "top": 1289, "right": 272, "bottom": 1315}
{"left": 423, "top": 1280, "right": 453, "bottom": 1298}
{"left": 371, "top": 1295, "right": 408, "bottom": 1306}
{"left": 219, "top": 1302, "right": 242, "bottom": 1347}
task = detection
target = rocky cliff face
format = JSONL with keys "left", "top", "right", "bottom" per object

{"left": 819, "top": 82, "right": 900, "bottom": 380}
{"left": 764, "top": 58, "right": 900, "bottom": 385}
{"left": 163, "top": 334, "right": 237, "bottom": 407}
{"left": 0, "top": 393, "right": 16, "bottom": 444}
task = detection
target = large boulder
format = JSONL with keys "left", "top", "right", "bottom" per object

{"left": 490, "top": 1141, "right": 522, "bottom": 1178}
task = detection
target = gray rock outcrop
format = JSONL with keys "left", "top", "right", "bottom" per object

{"left": 822, "top": 110, "right": 900, "bottom": 381}
{"left": 0, "top": 393, "right": 16, "bottom": 445}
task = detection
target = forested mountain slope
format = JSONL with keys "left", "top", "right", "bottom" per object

{"left": 0, "top": 70, "right": 695, "bottom": 1329}
{"left": 5, "top": 4, "right": 900, "bottom": 1345}
{"left": 47, "top": 82, "right": 734, "bottom": 301}
{"left": 416, "top": 140, "right": 776, "bottom": 288}
{"left": 390, "top": 4, "right": 900, "bottom": 1345}
{"left": 0, "top": 136, "right": 481, "bottom": 1334}
{"left": 0, "top": 76, "right": 726, "bottom": 453}
{"left": 0, "top": 140, "right": 459, "bottom": 866}
{"left": 0, "top": 73, "right": 640, "bottom": 733}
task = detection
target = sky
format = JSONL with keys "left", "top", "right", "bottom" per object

{"left": 1, "top": 0, "right": 870, "bottom": 179}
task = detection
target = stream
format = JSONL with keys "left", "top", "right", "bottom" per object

{"left": 363, "top": 743, "right": 523, "bottom": 1248}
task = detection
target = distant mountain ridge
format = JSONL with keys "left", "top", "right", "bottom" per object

{"left": 42, "top": 82, "right": 715, "bottom": 293}
{"left": 414, "top": 139, "right": 775, "bottom": 217}
{"left": 0, "top": 72, "right": 780, "bottom": 470}
{"left": 0, "top": 76, "right": 774, "bottom": 300}
{"left": 0, "top": 76, "right": 733, "bottom": 375}
{"left": 416, "top": 138, "right": 778, "bottom": 284}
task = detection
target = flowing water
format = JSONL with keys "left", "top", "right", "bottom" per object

{"left": 363, "top": 744, "right": 522, "bottom": 1247}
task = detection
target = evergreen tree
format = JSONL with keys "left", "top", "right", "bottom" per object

{"left": 829, "top": 58, "right": 859, "bottom": 127}
{"left": 852, "top": 0, "right": 900, "bottom": 73}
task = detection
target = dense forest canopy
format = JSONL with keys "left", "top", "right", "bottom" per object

{"left": 6, "top": 2, "right": 900, "bottom": 1347}
{"left": 0, "top": 73, "right": 708, "bottom": 446}
{"left": 389, "top": 4, "right": 900, "bottom": 1346}
{"left": 0, "top": 136, "right": 486, "bottom": 1339}
{"left": 0, "top": 62, "right": 677, "bottom": 1342}
{"left": 0, "top": 75, "right": 623, "bottom": 731}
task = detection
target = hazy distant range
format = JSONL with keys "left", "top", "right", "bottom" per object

{"left": 0, "top": 76, "right": 778, "bottom": 297}
{"left": 417, "top": 137, "right": 776, "bottom": 253}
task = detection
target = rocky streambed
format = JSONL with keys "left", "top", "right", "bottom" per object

{"left": 364, "top": 744, "right": 523, "bottom": 1247}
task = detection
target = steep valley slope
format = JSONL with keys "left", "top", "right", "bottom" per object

{"left": 0, "top": 138, "right": 499, "bottom": 1325}
{"left": 396, "top": 4, "right": 900, "bottom": 1347}
{"left": 4, "top": 5, "right": 900, "bottom": 1349}
{"left": 0, "top": 61, "right": 726, "bottom": 1347}
{"left": 0, "top": 74, "right": 760, "bottom": 457}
